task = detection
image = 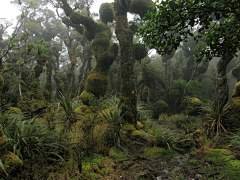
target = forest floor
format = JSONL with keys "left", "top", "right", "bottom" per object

{"left": 101, "top": 119, "right": 240, "bottom": 180}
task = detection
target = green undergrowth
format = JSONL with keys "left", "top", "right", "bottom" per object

{"left": 108, "top": 147, "right": 128, "bottom": 159}
{"left": 188, "top": 149, "right": 240, "bottom": 180}
{"left": 143, "top": 146, "right": 178, "bottom": 159}
{"left": 81, "top": 154, "right": 110, "bottom": 179}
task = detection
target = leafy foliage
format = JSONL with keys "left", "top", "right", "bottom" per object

{"left": 201, "top": 101, "right": 232, "bottom": 139}
{"left": 138, "top": 0, "right": 240, "bottom": 61}
{"left": 0, "top": 111, "right": 57, "bottom": 159}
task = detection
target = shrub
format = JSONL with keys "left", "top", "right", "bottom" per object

{"left": 145, "top": 126, "right": 176, "bottom": 147}
{"left": 186, "top": 97, "right": 203, "bottom": 115}
{"left": 152, "top": 100, "right": 169, "bottom": 119}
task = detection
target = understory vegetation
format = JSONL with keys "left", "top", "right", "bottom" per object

{"left": 1, "top": 94, "right": 240, "bottom": 179}
{"left": 0, "top": 0, "right": 240, "bottom": 179}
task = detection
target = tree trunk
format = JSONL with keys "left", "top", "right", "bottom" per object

{"left": 115, "top": 0, "right": 137, "bottom": 125}
{"left": 214, "top": 52, "right": 233, "bottom": 108}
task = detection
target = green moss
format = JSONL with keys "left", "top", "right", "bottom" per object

{"left": 191, "top": 129, "right": 203, "bottom": 143}
{"left": 8, "top": 107, "right": 22, "bottom": 114}
{"left": 204, "top": 149, "right": 240, "bottom": 179}
{"left": 0, "top": 129, "right": 8, "bottom": 148}
{"left": 131, "top": 129, "right": 145, "bottom": 136}
{"left": 99, "top": 3, "right": 114, "bottom": 24}
{"left": 108, "top": 147, "right": 128, "bottom": 159}
{"left": 85, "top": 68, "right": 108, "bottom": 98}
{"left": 186, "top": 98, "right": 203, "bottom": 115}
{"left": 79, "top": 19, "right": 117, "bottom": 106}
{"left": 153, "top": 100, "right": 169, "bottom": 118}
{"left": 74, "top": 105, "right": 92, "bottom": 115}
{"left": 232, "top": 82, "right": 240, "bottom": 98}
{"left": 123, "top": 124, "right": 136, "bottom": 131}
{"left": 137, "top": 121, "right": 144, "bottom": 129}
{"left": 80, "top": 90, "right": 95, "bottom": 106}
{"left": 143, "top": 146, "right": 167, "bottom": 159}
{"left": 1, "top": 151, "right": 23, "bottom": 176}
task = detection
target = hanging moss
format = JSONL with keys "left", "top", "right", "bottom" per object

{"left": 99, "top": 3, "right": 115, "bottom": 24}
{"left": 133, "top": 43, "right": 148, "bottom": 61}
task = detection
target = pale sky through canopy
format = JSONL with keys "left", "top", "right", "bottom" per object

{"left": 0, "top": 0, "right": 114, "bottom": 21}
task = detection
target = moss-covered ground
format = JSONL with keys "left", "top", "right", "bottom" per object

{"left": 1, "top": 99, "right": 240, "bottom": 180}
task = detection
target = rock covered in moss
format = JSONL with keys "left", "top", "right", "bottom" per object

{"left": 152, "top": 100, "right": 169, "bottom": 118}
{"left": 186, "top": 98, "right": 202, "bottom": 115}
{"left": 0, "top": 129, "right": 23, "bottom": 177}
{"left": 99, "top": 3, "right": 114, "bottom": 24}
{"left": 131, "top": 129, "right": 145, "bottom": 136}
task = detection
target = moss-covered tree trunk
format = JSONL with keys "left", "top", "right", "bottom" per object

{"left": 114, "top": 0, "right": 137, "bottom": 125}
{"left": 43, "top": 62, "right": 52, "bottom": 102}
{"left": 53, "top": 70, "right": 65, "bottom": 97}
{"left": 78, "top": 43, "right": 92, "bottom": 95}
{"left": 214, "top": 52, "right": 233, "bottom": 108}
{"left": 60, "top": 0, "right": 118, "bottom": 105}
